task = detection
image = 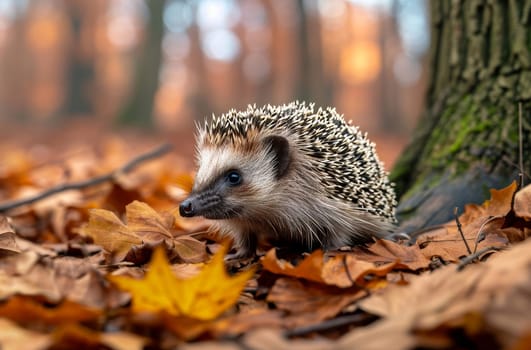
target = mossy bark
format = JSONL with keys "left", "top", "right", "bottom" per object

{"left": 390, "top": 0, "right": 531, "bottom": 231}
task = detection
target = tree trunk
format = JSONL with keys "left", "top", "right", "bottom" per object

{"left": 295, "top": 0, "right": 331, "bottom": 106}
{"left": 117, "top": 0, "right": 165, "bottom": 127}
{"left": 390, "top": 0, "right": 531, "bottom": 231}
{"left": 63, "top": 0, "right": 94, "bottom": 118}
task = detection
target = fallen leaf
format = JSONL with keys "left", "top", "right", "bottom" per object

{"left": 244, "top": 328, "right": 334, "bottom": 350}
{"left": 0, "top": 317, "right": 51, "bottom": 350}
{"left": 459, "top": 181, "right": 517, "bottom": 226}
{"left": 0, "top": 216, "right": 20, "bottom": 255}
{"left": 0, "top": 296, "right": 101, "bottom": 327}
{"left": 51, "top": 324, "right": 104, "bottom": 349}
{"left": 126, "top": 200, "right": 173, "bottom": 241}
{"left": 416, "top": 224, "right": 509, "bottom": 262}
{"left": 350, "top": 239, "right": 432, "bottom": 270}
{"left": 322, "top": 254, "right": 400, "bottom": 288}
{"left": 212, "top": 308, "right": 284, "bottom": 338}
{"left": 266, "top": 277, "right": 366, "bottom": 328}
{"left": 414, "top": 183, "right": 522, "bottom": 262}
{"left": 514, "top": 184, "right": 531, "bottom": 220}
{"left": 79, "top": 208, "right": 142, "bottom": 262}
{"left": 356, "top": 239, "right": 531, "bottom": 349}
{"left": 262, "top": 246, "right": 415, "bottom": 288}
{"left": 108, "top": 245, "right": 255, "bottom": 320}
{"left": 171, "top": 235, "right": 207, "bottom": 263}
{"left": 80, "top": 201, "right": 206, "bottom": 263}
{"left": 0, "top": 251, "right": 39, "bottom": 275}
{"left": 482, "top": 181, "right": 518, "bottom": 216}
{"left": 261, "top": 249, "right": 326, "bottom": 284}
{"left": 0, "top": 262, "right": 62, "bottom": 302}
{"left": 100, "top": 332, "right": 147, "bottom": 350}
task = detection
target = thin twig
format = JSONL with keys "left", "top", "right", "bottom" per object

{"left": 0, "top": 143, "right": 173, "bottom": 213}
{"left": 473, "top": 215, "right": 501, "bottom": 254}
{"left": 501, "top": 156, "right": 531, "bottom": 180}
{"left": 284, "top": 313, "right": 378, "bottom": 337}
{"left": 342, "top": 254, "right": 355, "bottom": 285}
{"left": 457, "top": 246, "right": 505, "bottom": 271}
{"left": 510, "top": 174, "right": 522, "bottom": 214}
{"left": 454, "top": 207, "right": 472, "bottom": 255}
{"left": 404, "top": 224, "right": 447, "bottom": 245}
{"left": 518, "top": 102, "right": 524, "bottom": 188}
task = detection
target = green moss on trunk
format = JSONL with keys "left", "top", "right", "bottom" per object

{"left": 391, "top": 0, "right": 531, "bottom": 230}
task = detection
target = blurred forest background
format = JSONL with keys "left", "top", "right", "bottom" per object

{"left": 0, "top": 0, "right": 429, "bottom": 167}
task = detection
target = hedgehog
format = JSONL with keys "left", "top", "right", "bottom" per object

{"left": 179, "top": 102, "right": 397, "bottom": 259}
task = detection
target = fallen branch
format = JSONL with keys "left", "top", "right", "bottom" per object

{"left": 0, "top": 143, "right": 173, "bottom": 213}
{"left": 457, "top": 246, "right": 505, "bottom": 271}
{"left": 284, "top": 313, "right": 378, "bottom": 338}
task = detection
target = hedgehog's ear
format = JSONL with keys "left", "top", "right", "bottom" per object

{"left": 262, "top": 135, "right": 290, "bottom": 179}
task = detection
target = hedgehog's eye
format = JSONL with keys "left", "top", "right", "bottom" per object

{"left": 226, "top": 170, "right": 242, "bottom": 186}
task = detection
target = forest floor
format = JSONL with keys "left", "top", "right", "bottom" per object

{"left": 0, "top": 122, "right": 529, "bottom": 350}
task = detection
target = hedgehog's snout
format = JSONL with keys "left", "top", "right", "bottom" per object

{"left": 179, "top": 191, "right": 226, "bottom": 219}
{"left": 179, "top": 198, "right": 196, "bottom": 217}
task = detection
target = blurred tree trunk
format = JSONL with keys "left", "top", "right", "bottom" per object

{"left": 62, "top": 1, "right": 94, "bottom": 118}
{"left": 117, "top": 0, "right": 165, "bottom": 127}
{"left": 391, "top": 0, "right": 531, "bottom": 231}
{"left": 378, "top": 6, "right": 401, "bottom": 132}
{"left": 188, "top": 9, "right": 212, "bottom": 122}
{"left": 295, "top": 0, "right": 331, "bottom": 106}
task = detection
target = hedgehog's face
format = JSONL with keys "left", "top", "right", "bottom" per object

{"left": 179, "top": 135, "right": 290, "bottom": 220}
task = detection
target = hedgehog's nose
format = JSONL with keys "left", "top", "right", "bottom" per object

{"left": 179, "top": 199, "right": 196, "bottom": 217}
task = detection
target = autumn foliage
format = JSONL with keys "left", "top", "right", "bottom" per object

{"left": 0, "top": 140, "right": 530, "bottom": 349}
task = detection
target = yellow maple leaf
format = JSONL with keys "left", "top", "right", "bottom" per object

{"left": 108, "top": 245, "right": 254, "bottom": 320}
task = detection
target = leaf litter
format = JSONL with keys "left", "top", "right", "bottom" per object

{"left": 0, "top": 139, "right": 529, "bottom": 349}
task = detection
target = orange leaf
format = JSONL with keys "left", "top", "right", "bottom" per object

{"left": 0, "top": 296, "right": 100, "bottom": 326}
{"left": 261, "top": 249, "right": 326, "bottom": 284}
{"left": 483, "top": 181, "right": 517, "bottom": 216}
{"left": 262, "top": 246, "right": 413, "bottom": 288}
{"left": 460, "top": 181, "right": 517, "bottom": 225}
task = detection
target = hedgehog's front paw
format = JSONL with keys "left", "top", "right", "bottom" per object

{"left": 224, "top": 233, "right": 257, "bottom": 262}
{"left": 224, "top": 248, "right": 254, "bottom": 262}
{"left": 387, "top": 231, "right": 411, "bottom": 243}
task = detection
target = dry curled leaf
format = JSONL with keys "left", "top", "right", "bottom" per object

{"left": 79, "top": 208, "right": 142, "bottom": 262}
{"left": 261, "top": 249, "right": 326, "bottom": 284}
{"left": 262, "top": 245, "right": 415, "bottom": 288}
{"left": 79, "top": 200, "right": 206, "bottom": 263}
{"left": 514, "top": 184, "right": 531, "bottom": 220}
{"left": 356, "top": 239, "right": 531, "bottom": 349}
{"left": 0, "top": 216, "right": 20, "bottom": 255}
{"left": 266, "top": 277, "right": 366, "bottom": 328}
{"left": 351, "top": 239, "right": 432, "bottom": 271}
